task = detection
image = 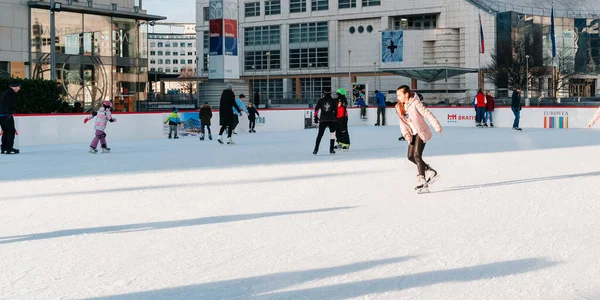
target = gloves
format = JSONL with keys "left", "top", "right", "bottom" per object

{"left": 109, "top": 118, "right": 116, "bottom": 123}
{"left": 84, "top": 118, "right": 89, "bottom": 124}
{"left": 314, "top": 116, "right": 319, "bottom": 124}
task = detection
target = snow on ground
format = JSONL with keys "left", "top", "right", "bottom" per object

{"left": 1, "top": 125, "right": 600, "bottom": 300}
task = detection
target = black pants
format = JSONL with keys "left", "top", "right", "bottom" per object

{"left": 249, "top": 117, "right": 256, "bottom": 130}
{"left": 201, "top": 124, "right": 211, "bottom": 135}
{"left": 314, "top": 121, "right": 337, "bottom": 151}
{"left": 336, "top": 118, "right": 350, "bottom": 145}
{"left": 360, "top": 106, "right": 366, "bottom": 118}
{"left": 219, "top": 125, "right": 233, "bottom": 138}
{"left": 407, "top": 135, "right": 429, "bottom": 176}
{"left": 377, "top": 107, "right": 386, "bottom": 125}
{"left": 0, "top": 116, "right": 16, "bottom": 151}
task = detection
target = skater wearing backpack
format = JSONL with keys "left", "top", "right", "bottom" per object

{"left": 395, "top": 85, "right": 442, "bottom": 194}
{"left": 84, "top": 100, "right": 117, "bottom": 153}
{"left": 199, "top": 101, "right": 212, "bottom": 140}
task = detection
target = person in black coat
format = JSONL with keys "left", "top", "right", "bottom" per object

{"left": 0, "top": 82, "right": 21, "bottom": 154}
{"left": 254, "top": 91, "right": 260, "bottom": 108}
{"left": 218, "top": 83, "right": 242, "bottom": 144}
{"left": 247, "top": 102, "right": 260, "bottom": 133}
{"left": 199, "top": 101, "right": 213, "bottom": 140}
{"left": 313, "top": 89, "right": 338, "bottom": 155}
{"left": 511, "top": 89, "right": 522, "bottom": 131}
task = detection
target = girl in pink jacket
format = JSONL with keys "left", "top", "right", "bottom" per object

{"left": 395, "top": 85, "right": 443, "bottom": 194}
{"left": 589, "top": 106, "right": 600, "bottom": 128}
{"left": 84, "top": 100, "right": 117, "bottom": 153}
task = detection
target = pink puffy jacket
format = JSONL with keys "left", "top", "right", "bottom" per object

{"left": 395, "top": 95, "right": 442, "bottom": 143}
{"left": 84, "top": 107, "right": 115, "bottom": 131}
{"left": 590, "top": 107, "right": 600, "bottom": 127}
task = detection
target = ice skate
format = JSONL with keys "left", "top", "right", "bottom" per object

{"left": 313, "top": 148, "right": 318, "bottom": 155}
{"left": 89, "top": 147, "right": 98, "bottom": 154}
{"left": 209, "top": 134, "right": 213, "bottom": 140}
{"left": 174, "top": 136, "right": 179, "bottom": 139}
{"left": 227, "top": 137, "right": 234, "bottom": 145}
{"left": 415, "top": 175, "right": 430, "bottom": 194}
{"left": 168, "top": 135, "right": 172, "bottom": 139}
{"left": 200, "top": 134, "right": 205, "bottom": 141}
{"left": 490, "top": 123, "right": 494, "bottom": 127}
{"left": 425, "top": 167, "right": 440, "bottom": 185}
{"left": 483, "top": 123, "right": 488, "bottom": 127}
{"left": 101, "top": 147, "right": 111, "bottom": 153}
{"left": 218, "top": 135, "right": 223, "bottom": 144}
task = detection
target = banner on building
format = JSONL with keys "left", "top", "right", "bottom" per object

{"left": 209, "top": 0, "right": 240, "bottom": 80}
{"left": 381, "top": 30, "right": 404, "bottom": 64}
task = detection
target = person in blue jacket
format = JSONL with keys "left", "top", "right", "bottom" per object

{"left": 231, "top": 93, "right": 249, "bottom": 136}
{"left": 374, "top": 90, "right": 386, "bottom": 126}
{"left": 356, "top": 93, "right": 367, "bottom": 120}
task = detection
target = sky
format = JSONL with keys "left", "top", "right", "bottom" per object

{"left": 143, "top": 0, "right": 196, "bottom": 22}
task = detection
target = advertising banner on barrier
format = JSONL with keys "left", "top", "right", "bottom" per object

{"left": 162, "top": 112, "right": 202, "bottom": 137}
{"left": 304, "top": 110, "right": 317, "bottom": 129}
{"left": 543, "top": 110, "right": 569, "bottom": 128}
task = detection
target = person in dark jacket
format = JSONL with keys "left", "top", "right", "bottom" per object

{"left": 374, "top": 90, "right": 386, "bottom": 126}
{"left": 0, "top": 82, "right": 21, "bottom": 154}
{"left": 218, "top": 83, "right": 243, "bottom": 144}
{"left": 484, "top": 90, "right": 495, "bottom": 127}
{"left": 247, "top": 102, "right": 260, "bottom": 133}
{"left": 199, "top": 101, "right": 212, "bottom": 140}
{"left": 254, "top": 90, "right": 260, "bottom": 108}
{"left": 511, "top": 89, "right": 522, "bottom": 131}
{"left": 313, "top": 89, "right": 338, "bottom": 155}
{"left": 356, "top": 93, "right": 367, "bottom": 120}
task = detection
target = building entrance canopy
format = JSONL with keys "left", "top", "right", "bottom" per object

{"left": 380, "top": 66, "right": 479, "bottom": 83}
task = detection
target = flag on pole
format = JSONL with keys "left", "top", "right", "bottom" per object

{"left": 551, "top": 5, "right": 556, "bottom": 58}
{"left": 479, "top": 12, "right": 485, "bottom": 54}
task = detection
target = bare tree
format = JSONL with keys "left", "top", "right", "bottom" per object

{"left": 546, "top": 48, "right": 576, "bottom": 97}
{"left": 178, "top": 67, "right": 195, "bottom": 99}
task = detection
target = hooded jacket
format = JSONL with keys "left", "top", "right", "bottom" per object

{"left": 85, "top": 107, "right": 115, "bottom": 131}
{"left": 164, "top": 111, "right": 181, "bottom": 125}
{"left": 199, "top": 104, "right": 212, "bottom": 125}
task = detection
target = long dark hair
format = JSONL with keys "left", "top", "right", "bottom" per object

{"left": 397, "top": 85, "right": 415, "bottom": 99}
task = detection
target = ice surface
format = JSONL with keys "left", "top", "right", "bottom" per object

{"left": 1, "top": 126, "right": 600, "bottom": 300}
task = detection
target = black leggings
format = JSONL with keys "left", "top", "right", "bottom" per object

{"left": 219, "top": 125, "right": 233, "bottom": 138}
{"left": 314, "top": 122, "right": 337, "bottom": 150}
{"left": 407, "top": 135, "right": 429, "bottom": 176}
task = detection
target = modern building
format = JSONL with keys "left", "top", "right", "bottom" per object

{"left": 0, "top": 0, "right": 165, "bottom": 111}
{"left": 148, "top": 23, "right": 198, "bottom": 76}
{"left": 195, "top": 0, "right": 599, "bottom": 103}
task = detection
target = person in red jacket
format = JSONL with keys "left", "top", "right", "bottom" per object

{"left": 475, "top": 89, "right": 487, "bottom": 127}
{"left": 484, "top": 90, "right": 496, "bottom": 127}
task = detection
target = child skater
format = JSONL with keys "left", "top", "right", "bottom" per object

{"left": 589, "top": 106, "right": 600, "bottom": 128}
{"left": 84, "top": 100, "right": 117, "bottom": 153}
{"left": 335, "top": 88, "right": 350, "bottom": 150}
{"left": 199, "top": 101, "right": 213, "bottom": 140}
{"left": 164, "top": 107, "right": 182, "bottom": 139}
{"left": 395, "top": 85, "right": 442, "bottom": 194}
{"left": 247, "top": 102, "right": 260, "bottom": 133}
{"left": 356, "top": 93, "right": 367, "bottom": 120}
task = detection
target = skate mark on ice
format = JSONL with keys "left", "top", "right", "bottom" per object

{"left": 0, "top": 207, "right": 354, "bottom": 245}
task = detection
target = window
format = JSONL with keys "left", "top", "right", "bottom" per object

{"left": 150, "top": 59, "right": 156, "bottom": 64}
{"left": 361, "top": 0, "right": 380, "bottom": 6}
{"left": 150, "top": 51, "right": 156, "bottom": 55}
{"left": 289, "top": 22, "right": 328, "bottom": 43}
{"left": 203, "top": 7, "right": 209, "bottom": 21}
{"left": 293, "top": 77, "right": 331, "bottom": 100}
{"left": 158, "top": 68, "right": 164, "bottom": 72}
{"left": 180, "top": 42, "right": 186, "bottom": 47}
{"left": 173, "top": 59, "right": 178, "bottom": 64}
{"left": 252, "top": 79, "right": 284, "bottom": 100}
{"left": 158, "top": 51, "right": 163, "bottom": 55}
{"left": 265, "top": 0, "right": 281, "bottom": 15}
{"left": 290, "top": 0, "right": 306, "bottom": 13}
{"left": 245, "top": 26, "right": 280, "bottom": 46}
{"left": 338, "top": 0, "right": 356, "bottom": 8}
{"left": 311, "top": 0, "right": 328, "bottom": 11}
{"left": 203, "top": 54, "right": 209, "bottom": 71}
{"left": 187, "top": 43, "right": 193, "bottom": 47}
{"left": 393, "top": 14, "right": 438, "bottom": 30}
{"left": 289, "top": 48, "right": 329, "bottom": 69}
{"left": 245, "top": 2, "right": 260, "bottom": 17}
{"left": 203, "top": 31, "right": 209, "bottom": 49}
{"left": 188, "top": 59, "right": 193, "bottom": 64}
{"left": 158, "top": 59, "right": 163, "bottom": 64}
{"left": 165, "top": 51, "right": 171, "bottom": 55}
{"left": 165, "top": 59, "right": 171, "bottom": 64}
{"left": 244, "top": 50, "right": 281, "bottom": 70}
{"left": 173, "top": 68, "right": 179, "bottom": 73}
{"left": 165, "top": 43, "right": 171, "bottom": 47}
{"left": 173, "top": 51, "right": 178, "bottom": 56}
{"left": 150, "top": 42, "right": 156, "bottom": 47}
{"left": 166, "top": 68, "right": 171, "bottom": 73}
{"left": 150, "top": 68, "right": 156, "bottom": 71}
{"left": 157, "top": 42, "right": 163, "bottom": 47}
{"left": 188, "top": 52, "right": 193, "bottom": 56}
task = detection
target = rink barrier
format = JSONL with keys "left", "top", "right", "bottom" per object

{"left": 13, "top": 106, "right": 600, "bottom": 147}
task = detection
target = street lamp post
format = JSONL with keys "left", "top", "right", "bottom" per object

{"left": 308, "top": 62, "right": 312, "bottom": 101}
{"left": 50, "top": 0, "right": 60, "bottom": 81}
{"left": 445, "top": 59, "right": 449, "bottom": 101}
{"left": 348, "top": 49, "right": 352, "bottom": 99}
{"left": 266, "top": 51, "right": 270, "bottom": 108}
{"left": 525, "top": 54, "right": 530, "bottom": 99}
{"left": 251, "top": 65, "right": 255, "bottom": 96}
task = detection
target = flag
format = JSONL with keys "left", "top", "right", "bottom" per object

{"left": 551, "top": 6, "right": 556, "bottom": 58}
{"left": 479, "top": 12, "right": 485, "bottom": 54}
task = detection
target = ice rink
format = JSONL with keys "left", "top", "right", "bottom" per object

{"left": 1, "top": 125, "right": 600, "bottom": 300}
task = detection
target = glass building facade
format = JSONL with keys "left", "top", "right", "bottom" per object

{"left": 30, "top": 8, "right": 152, "bottom": 111}
{"left": 497, "top": 12, "right": 599, "bottom": 97}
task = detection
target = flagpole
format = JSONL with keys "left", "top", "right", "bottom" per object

{"left": 551, "top": 3, "right": 556, "bottom": 98}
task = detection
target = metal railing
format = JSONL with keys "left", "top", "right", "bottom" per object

{"left": 467, "top": 0, "right": 600, "bottom": 18}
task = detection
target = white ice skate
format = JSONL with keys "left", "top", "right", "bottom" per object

{"left": 425, "top": 167, "right": 440, "bottom": 185}
{"left": 89, "top": 147, "right": 98, "bottom": 154}
{"left": 101, "top": 147, "right": 111, "bottom": 153}
{"left": 227, "top": 137, "right": 235, "bottom": 145}
{"left": 415, "top": 175, "right": 430, "bottom": 194}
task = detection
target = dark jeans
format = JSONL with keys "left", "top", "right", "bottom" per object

{"left": 336, "top": 118, "right": 350, "bottom": 145}
{"left": 0, "top": 116, "right": 16, "bottom": 151}
{"left": 201, "top": 124, "right": 211, "bottom": 135}
{"left": 314, "top": 121, "right": 337, "bottom": 151}
{"left": 475, "top": 107, "right": 486, "bottom": 124}
{"left": 377, "top": 106, "right": 386, "bottom": 125}
{"left": 512, "top": 107, "right": 521, "bottom": 128}
{"left": 408, "top": 134, "right": 429, "bottom": 176}
{"left": 360, "top": 106, "right": 366, "bottom": 118}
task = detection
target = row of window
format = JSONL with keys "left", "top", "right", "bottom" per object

{"left": 242, "top": 47, "right": 329, "bottom": 70}
{"left": 150, "top": 67, "right": 195, "bottom": 73}
{"left": 149, "top": 42, "right": 195, "bottom": 48}
{"left": 244, "top": 25, "right": 281, "bottom": 46}
{"left": 148, "top": 35, "right": 195, "bottom": 40}
{"left": 202, "top": 0, "right": 380, "bottom": 20}
{"left": 393, "top": 14, "right": 438, "bottom": 30}
{"left": 150, "top": 59, "right": 196, "bottom": 65}
{"left": 150, "top": 51, "right": 196, "bottom": 56}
